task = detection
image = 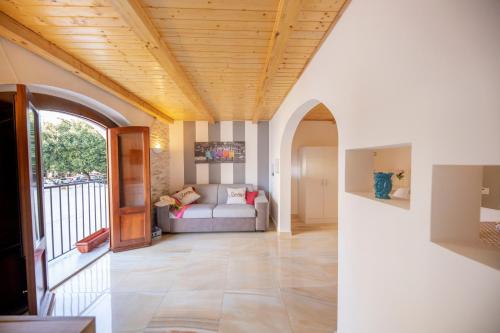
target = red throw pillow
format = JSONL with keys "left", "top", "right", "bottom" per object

{"left": 246, "top": 191, "right": 259, "bottom": 205}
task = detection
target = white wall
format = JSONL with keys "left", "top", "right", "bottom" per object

{"left": 291, "top": 121, "right": 338, "bottom": 214}
{"left": 269, "top": 0, "right": 500, "bottom": 332}
{"left": 0, "top": 37, "right": 154, "bottom": 126}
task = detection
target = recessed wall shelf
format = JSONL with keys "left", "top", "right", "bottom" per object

{"left": 345, "top": 143, "right": 412, "bottom": 210}
{"left": 431, "top": 165, "right": 500, "bottom": 270}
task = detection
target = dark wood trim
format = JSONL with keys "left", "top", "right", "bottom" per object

{"left": 30, "top": 102, "right": 54, "bottom": 316}
{"left": 15, "top": 85, "right": 36, "bottom": 313}
{"left": 15, "top": 85, "right": 53, "bottom": 316}
{"left": 31, "top": 93, "right": 118, "bottom": 129}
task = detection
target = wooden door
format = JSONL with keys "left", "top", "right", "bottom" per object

{"left": 108, "top": 127, "right": 151, "bottom": 252}
{"left": 323, "top": 147, "right": 338, "bottom": 220}
{"left": 15, "top": 85, "right": 53, "bottom": 315}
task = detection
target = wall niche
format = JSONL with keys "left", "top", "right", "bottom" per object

{"left": 431, "top": 165, "right": 500, "bottom": 270}
{"left": 345, "top": 143, "right": 411, "bottom": 210}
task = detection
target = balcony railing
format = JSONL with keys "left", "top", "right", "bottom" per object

{"left": 44, "top": 180, "right": 109, "bottom": 261}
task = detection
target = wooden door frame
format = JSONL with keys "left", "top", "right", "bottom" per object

{"left": 108, "top": 126, "right": 151, "bottom": 252}
{"left": 15, "top": 85, "right": 54, "bottom": 315}
{"left": 30, "top": 93, "right": 118, "bottom": 129}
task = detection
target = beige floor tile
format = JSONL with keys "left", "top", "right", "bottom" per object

{"left": 148, "top": 290, "right": 223, "bottom": 332}
{"left": 224, "top": 288, "right": 281, "bottom": 297}
{"left": 82, "top": 292, "right": 164, "bottom": 333}
{"left": 170, "top": 258, "right": 228, "bottom": 291}
{"left": 52, "top": 291, "right": 107, "bottom": 316}
{"left": 275, "top": 256, "right": 337, "bottom": 288}
{"left": 53, "top": 222, "right": 338, "bottom": 333}
{"left": 274, "top": 237, "right": 338, "bottom": 257}
{"left": 230, "top": 238, "right": 274, "bottom": 257}
{"left": 281, "top": 285, "right": 338, "bottom": 304}
{"left": 144, "top": 328, "right": 216, "bottom": 333}
{"left": 281, "top": 290, "right": 337, "bottom": 333}
{"left": 111, "top": 267, "right": 177, "bottom": 293}
{"left": 226, "top": 257, "right": 278, "bottom": 290}
{"left": 219, "top": 293, "right": 292, "bottom": 333}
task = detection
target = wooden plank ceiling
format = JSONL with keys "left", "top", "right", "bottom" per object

{"left": 0, "top": 0, "right": 348, "bottom": 122}
{"left": 302, "top": 103, "right": 335, "bottom": 121}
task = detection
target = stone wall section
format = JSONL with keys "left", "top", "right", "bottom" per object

{"left": 149, "top": 120, "right": 169, "bottom": 203}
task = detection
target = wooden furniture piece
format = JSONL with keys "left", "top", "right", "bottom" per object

{"left": 0, "top": 316, "right": 95, "bottom": 333}
{"left": 298, "top": 146, "right": 338, "bottom": 224}
{"left": 108, "top": 127, "right": 152, "bottom": 252}
{"left": 0, "top": 86, "right": 53, "bottom": 316}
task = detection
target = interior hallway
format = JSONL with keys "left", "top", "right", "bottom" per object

{"left": 52, "top": 224, "right": 338, "bottom": 333}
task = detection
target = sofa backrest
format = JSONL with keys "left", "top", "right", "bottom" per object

{"left": 183, "top": 184, "right": 255, "bottom": 204}
{"left": 185, "top": 184, "right": 218, "bottom": 204}
{"left": 217, "top": 184, "right": 254, "bottom": 204}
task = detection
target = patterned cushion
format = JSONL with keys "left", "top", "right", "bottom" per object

{"left": 226, "top": 187, "right": 246, "bottom": 204}
{"left": 172, "top": 186, "right": 200, "bottom": 205}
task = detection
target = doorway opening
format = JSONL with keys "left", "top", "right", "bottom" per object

{"left": 41, "top": 110, "right": 110, "bottom": 288}
{"left": 30, "top": 91, "right": 119, "bottom": 289}
{"left": 286, "top": 101, "right": 340, "bottom": 330}
{"left": 290, "top": 103, "right": 339, "bottom": 234}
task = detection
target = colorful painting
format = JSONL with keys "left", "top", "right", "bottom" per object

{"left": 194, "top": 141, "right": 245, "bottom": 164}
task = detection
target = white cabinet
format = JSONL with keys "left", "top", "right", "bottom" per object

{"left": 298, "top": 147, "right": 338, "bottom": 224}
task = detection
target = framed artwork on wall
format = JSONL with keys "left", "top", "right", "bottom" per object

{"left": 194, "top": 141, "right": 245, "bottom": 164}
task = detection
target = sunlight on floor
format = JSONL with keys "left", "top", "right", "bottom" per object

{"left": 52, "top": 226, "right": 338, "bottom": 333}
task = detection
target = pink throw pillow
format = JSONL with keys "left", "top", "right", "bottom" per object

{"left": 246, "top": 191, "right": 259, "bottom": 205}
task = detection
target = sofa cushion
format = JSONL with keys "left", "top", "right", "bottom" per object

{"left": 172, "top": 187, "right": 200, "bottom": 205}
{"left": 217, "top": 184, "right": 254, "bottom": 204}
{"left": 170, "top": 204, "right": 215, "bottom": 219}
{"left": 226, "top": 187, "right": 247, "bottom": 204}
{"left": 246, "top": 191, "right": 259, "bottom": 205}
{"left": 185, "top": 184, "right": 218, "bottom": 204}
{"left": 213, "top": 204, "right": 256, "bottom": 218}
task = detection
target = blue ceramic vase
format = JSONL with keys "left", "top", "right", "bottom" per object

{"left": 374, "top": 172, "right": 393, "bottom": 199}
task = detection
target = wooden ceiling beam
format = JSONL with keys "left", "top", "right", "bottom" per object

{"left": 0, "top": 12, "right": 173, "bottom": 124}
{"left": 252, "top": 0, "right": 302, "bottom": 123}
{"left": 110, "top": 0, "right": 216, "bottom": 124}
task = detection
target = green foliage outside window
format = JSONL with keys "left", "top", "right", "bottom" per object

{"left": 42, "top": 119, "right": 106, "bottom": 179}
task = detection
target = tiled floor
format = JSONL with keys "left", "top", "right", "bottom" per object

{"left": 52, "top": 222, "right": 338, "bottom": 333}
{"left": 48, "top": 241, "right": 109, "bottom": 288}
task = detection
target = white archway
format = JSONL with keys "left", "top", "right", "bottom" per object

{"left": 277, "top": 98, "right": 339, "bottom": 232}
{"left": 28, "top": 84, "right": 131, "bottom": 126}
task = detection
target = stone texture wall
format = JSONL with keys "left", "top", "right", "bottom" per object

{"left": 150, "top": 120, "right": 169, "bottom": 203}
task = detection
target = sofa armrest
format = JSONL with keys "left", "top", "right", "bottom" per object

{"left": 155, "top": 204, "right": 171, "bottom": 233}
{"left": 254, "top": 190, "right": 269, "bottom": 231}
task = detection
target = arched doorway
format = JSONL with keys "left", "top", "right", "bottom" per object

{"left": 290, "top": 103, "right": 338, "bottom": 234}
{"left": 32, "top": 93, "right": 118, "bottom": 288}
{"left": 277, "top": 99, "right": 340, "bottom": 233}
{"left": 276, "top": 100, "right": 340, "bottom": 330}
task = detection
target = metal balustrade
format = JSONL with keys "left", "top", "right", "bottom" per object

{"left": 44, "top": 180, "right": 109, "bottom": 261}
